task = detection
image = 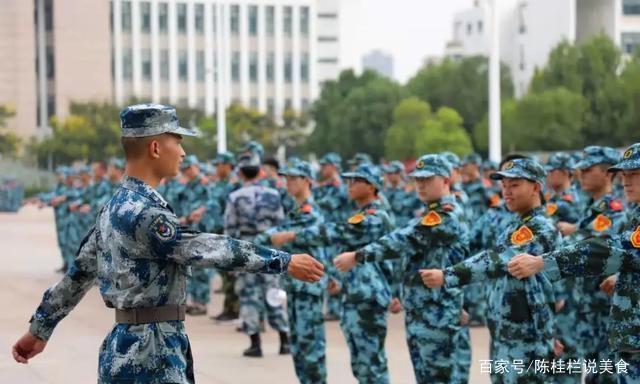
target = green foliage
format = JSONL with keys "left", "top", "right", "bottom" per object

{"left": 415, "top": 107, "right": 473, "bottom": 156}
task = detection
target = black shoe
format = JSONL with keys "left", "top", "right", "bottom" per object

{"left": 279, "top": 343, "right": 290, "bottom": 355}
{"left": 212, "top": 312, "right": 239, "bottom": 322}
{"left": 243, "top": 346, "right": 263, "bottom": 358}
{"left": 186, "top": 305, "right": 207, "bottom": 316}
{"left": 55, "top": 264, "right": 67, "bottom": 274}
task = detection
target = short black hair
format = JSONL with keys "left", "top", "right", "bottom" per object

{"left": 121, "top": 137, "right": 152, "bottom": 160}
{"left": 240, "top": 166, "right": 260, "bottom": 180}
{"left": 263, "top": 157, "right": 279, "bottom": 170}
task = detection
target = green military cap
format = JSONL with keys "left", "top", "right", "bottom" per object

{"left": 482, "top": 160, "right": 498, "bottom": 171}
{"left": 462, "top": 153, "right": 482, "bottom": 166}
{"left": 410, "top": 154, "right": 452, "bottom": 178}
{"left": 575, "top": 146, "right": 620, "bottom": 169}
{"left": 240, "top": 140, "right": 264, "bottom": 159}
{"left": 212, "top": 152, "right": 236, "bottom": 165}
{"left": 440, "top": 151, "right": 461, "bottom": 168}
{"left": 491, "top": 158, "right": 546, "bottom": 186}
{"left": 545, "top": 152, "right": 575, "bottom": 172}
{"left": 279, "top": 160, "right": 315, "bottom": 179}
{"left": 180, "top": 154, "right": 200, "bottom": 170}
{"left": 319, "top": 152, "right": 342, "bottom": 167}
{"left": 347, "top": 153, "right": 372, "bottom": 166}
{"left": 108, "top": 157, "right": 125, "bottom": 170}
{"left": 609, "top": 143, "right": 640, "bottom": 172}
{"left": 383, "top": 160, "right": 405, "bottom": 174}
{"left": 342, "top": 163, "right": 383, "bottom": 190}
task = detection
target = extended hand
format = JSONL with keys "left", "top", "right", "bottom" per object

{"left": 419, "top": 269, "right": 444, "bottom": 288}
{"left": 12, "top": 332, "right": 47, "bottom": 364}
{"left": 557, "top": 222, "right": 577, "bottom": 237}
{"left": 389, "top": 297, "right": 403, "bottom": 314}
{"left": 600, "top": 275, "right": 617, "bottom": 296}
{"left": 271, "top": 232, "right": 295, "bottom": 247}
{"left": 288, "top": 254, "right": 324, "bottom": 283}
{"left": 327, "top": 279, "right": 341, "bottom": 296}
{"left": 333, "top": 252, "right": 357, "bottom": 272}
{"left": 507, "top": 254, "right": 544, "bottom": 279}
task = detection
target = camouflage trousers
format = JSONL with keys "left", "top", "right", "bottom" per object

{"left": 287, "top": 292, "right": 327, "bottom": 384}
{"left": 617, "top": 352, "right": 640, "bottom": 384}
{"left": 187, "top": 267, "right": 212, "bottom": 305}
{"left": 235, "top": 272, "right": 289, "bottom": 335}
{"left": 553, "top": 301, "right": 582, "bottom": 384}
{"left": 405, "top": 309, "right": 461, "bottom": 383}
{"left": 98, "top": 320, "right": 194, "bottom": 383}
{"left": 490, "top": 337, "right": 554, "bottom": 384}
{"left": 464, "top": 283, "right": 487, "bottom": 325}
{"left": 454, "top": 326, "right": 472, "bottom": 384}
{"left": 220, "top": 271, "right": 239, "bottom": 314}
{"left": 579, "top": 310, "right": 617, "bottom": 384}
{"left": 340, "top": 301, "right": 389, "bottom": 384}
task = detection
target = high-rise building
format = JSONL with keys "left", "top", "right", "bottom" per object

{"left": 0, "top": 0, "right": 341, "bottom": 140}
{"left": 445, "top": 0, "right": 640, "bottom": 97}
{"left": 362, "top": 49, "right": 394, "bottom": 78}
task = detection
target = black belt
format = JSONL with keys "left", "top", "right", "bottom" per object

{"left": 115, "top": 305, "right": 186, "bottom": 324}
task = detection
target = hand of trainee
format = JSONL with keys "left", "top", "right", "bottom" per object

{"left": 271, "top": 232, "right": 295, "bottom": 247}
{"left": 599, "top": 275, "right": 617, "bottom": 296}
{"left": 418, "top": 269, "right": 444, "bottom": 288}
{"left": 507, "top": 254, "right": 544, "bottom": 279}
{"left": 288, "top": 254, "right": 324, "bottom": 283}
{"left": 12, "top": 332, "right": 47, "bottom": 364}
{"left": 333, "top": 252, "right": 357, "bottom": 272}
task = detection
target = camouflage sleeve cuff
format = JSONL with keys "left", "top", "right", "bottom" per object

{"left": 355, "top": 250, "right": 366, "bottom": 263}
{"left": 266, "top": 249, "right": 292, "bottom": 274}
{"left": 28, "top": 315, "right": 53, "bottom": 341}
{"left": 542, "top": 254, "right": 562, "bottom": 282}
{"left": 443, "top": 268, "right": 462, "bottom": 288}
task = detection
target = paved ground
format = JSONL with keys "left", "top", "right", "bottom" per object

{"left": 0, "top": 206, "right": 492, "bottom": 383}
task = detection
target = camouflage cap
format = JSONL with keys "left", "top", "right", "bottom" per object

{"left": 482, "top": 160, "right": 499, "bottom": 171}
{"left": 279, "top": 160, "right": 315, "bottom": 179}
{"left": 212, "top": 151, "right": 236, "bottom": 165}
{"left": 491, "top": 158, "right": 546, "bottom": 185}
{"left": 119, "top": 104, "right": 200, "bottom": 138}
{"left": 545, "top": 152, "right": 575, "bottom": 172}
{"left": 347, "top": 153, "right": 372, "bottom": 166}
{"left": 462, "top": 153, "right": 482, "bottom": 166}
{"left": 383, "top": 160, "right": 405, "bottom": 174}
{"left": 108, "top": 157, "right": 125, "bottom": 170}
{"left": 409, "top": 154, "right": 452, "bottom": 178}
{"left": 319, "top": 152, "right": 342, "bottom": 166}
{"left": 180, "top": 154, "right": 200, "bottom": 170}
{"left": 609, "top": 143, "right": 640, "bottom": 172}
{"left": 240, "top": 140, "right": 264, "bottom": 159}
{"left": 440, "top": 151, "right": 461, "bottom": 168}
{"left": 575, "top": 146, "right": 620, "bottom": 169}
{"left": 237, "top": 152, "right": 261, "bottom": 168}
{"left": 342, "top": 163, "right": 383, "bottom": 190}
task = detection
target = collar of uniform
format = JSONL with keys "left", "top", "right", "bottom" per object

{"left": 357, "top": 200, "right": 378, "bottom": 213}
{"left": 520, "top": 205, "right": 544, "bottom": 223}
{"left": 426, "top": 194, "right": 456, "bottom": 211}
{"left": 589, "top": 194, "right": 613, "bottom": 213}
{"left": 122, "top": 176, "right": 169, "bottom": 208}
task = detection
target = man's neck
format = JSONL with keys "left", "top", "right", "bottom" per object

{"left": 295, "top": 190, "right": 312, "bottom": 206}
{"left": 516, "top": 201, "right": 541, "bottom": 217}
{"left": 590, "top": 184, "right": 612, "bottom": 201}
{"left": 551, "top": 180, "right": 571, "bottom": 194}
{"left": 125, "top": 163, "right": 163, "bottom": 189}
{"left": 355, "top": 195, "right": 376, "bottom": 208}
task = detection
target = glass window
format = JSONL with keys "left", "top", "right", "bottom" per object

{"left": 477, "top": 20, "right": 483, "bottom": 34}
{"left": 250, "top": 98, "right": 259, "bottom": 109}
{"left": 231, "top": 51, "right": 240, "bottom": 82}
{"left": 160, "top": 49, "right": 169, "bottom": 80}
{"left": 266, "top": 52, "right": 275, "bottom": 82}
{"left": 249, "top": 5, "right": 258, "bottom": 36}
{"left": 159, "top": 3, "right": 168, "bottom": 33}
{"left": 301, "top": 98, "right": 309, "bottom": 112}
{"left": 284, "top": 52, "right": 292, "bottom": 83}
{"left": 283, "top": 6, "right": 292, "bottom": 37}
{"left": 195, "top": 3, "right": 205, "bottom": 34}
{"left": 267, "top": 98, "right": 275, "bottom": 116}
{"left": 622, "top": 32, "right": 640, "bottom": 54}
{"left": 179, "top": 50, "right": 188, "bottom": 81}
{"left": 266, "top": 6, "right": 275, "bottom": 36}
{"left": 177, "top": 3, "right": 187, "bottom": 34}
{"left": 300, "top": 52, "right": 309, "bottom": 83}
{"left": 142, "top": 49, "right": 152, "bottom": 80}
{"left": 211, "top": 5, "right": 217, "bottom": 35}
{"left": 623, "top": 0, "right": 640, "bottom": 15}
{"left": 466, "top": 22, "right": 472, "bottom": 35}
{"left": 300, "top": 7, "right": 309, "bottom": 37}
{"left": 123, "top": 48, "right": 133, "bottom": 80}
{"left": 196, "top": 50, "right": 205, "bottom": 81}
{"left": 140, "top": 2, "right": 151, "bottom": 33}
{"left": 230, "top": 5, "right": 239, "bottom": 35}
{"left": 249, "top": 52, "right": 258, "bottom": 83}
{"left": 122, "top": 1, "right": 132, "bottom": 32}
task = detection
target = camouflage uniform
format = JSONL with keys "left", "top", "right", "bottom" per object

{"left": 293, "top": 164, "right": 395, "bottom": 384}
{"left": 443, "top": 159, "right": 561, "bottom": 384}
{"left": 27, "top": 104, "right": 295, "bottom": 383}
{"left": 355, "top": 154, "right": 470, "bottom": 384}
{"left": 462, "top": 154, "right": 490, "bottom": 220}
{"left": 257, "top": 161, "right": 328, "bottom": 384}
{"left": 383, "top": 161, "right": 422, "bottom": 227}
{"left": 225, "top": 154, "right": 289, "bottom": 337}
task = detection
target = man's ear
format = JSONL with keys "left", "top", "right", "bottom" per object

{"left": 149, "top": 139, "right": 161, "bottom": 159}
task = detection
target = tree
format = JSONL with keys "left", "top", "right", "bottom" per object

{"left": 415, "top": 107, "right": 473, "bottom": 156}
{"left": 0, "top": 105, "right": 20, "bottom": 157}
{"left": 406, "top": 56, "right": 514, "bottom": 144}
{"left": 384, "top": 97, "right": 432, "bottom": 159}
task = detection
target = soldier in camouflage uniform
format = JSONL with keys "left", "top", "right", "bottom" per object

{"left": 422, "top": 158, "right": 562, "bottom": 384}
{"left": 347, "top": 153, "right": 373, "bottom": 170}
{"left": 383, "top": 160, "right": 422, "bottom": 227}
{"left": 106, "top": 158, "right": 125, "bottom": 194}
{"left": 225, "top": 152, "right": 291, "bottom": 357}
{"left": 257, "top": 161, "right": 328, "bottom": 384}
{"left": 313, "top": 152, "right": 350, "bottom": 321}
{"left": 508, "top": 142, "right": 640, "bottom": 384}
{"left": 11, "top": 103, "right": 324, "bottom": 383}
{"left": 461, "top": 153, "right": 490, "bottom": 220}
{"left": 334, "top": 154, "right": 470, "bottom": 384}
{"left": 272, "top": 163, "right": 396, "bottom": 384}
{"left": 555, "top": 146, "right": 625, "bottom": 384}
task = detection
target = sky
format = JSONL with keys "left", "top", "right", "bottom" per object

{"left": 339, "top": 0, "right": 473, "bottom": 83}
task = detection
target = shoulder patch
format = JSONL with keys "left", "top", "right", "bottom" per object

{"left": 631, "top": 226, "right": 640, "bottom": 248}
{"left": 593, "top": 214, "right": 612, "bottom": 232}
{"left": 300, "top": 204, "right": 313, "bottom": 214}
{"left": 421, "top": 211, "right": 442, "bottom": 227}
{"left": 511, "top": 225, "right": 534, "bottom": 246}
{"left": 365, "top": 208, "right": 377, "bottom": 215}
{"left": 546, "top": 203, "right": 558, "bottom": 217}
{"left": 562, "top": 194, "right": 574, "bottom": 203}
{"left": 610, "top": 200, "right": 623, "bottom": 212}
{"left": 150, "top": 214, "right": 177, "bottom": 242}
{"left": 489, "top": 194, "right": 501, "bottom": 208}
{"left": 348, "top": 213, "right": 365, "bottom": 225}
{"left": 441, "top": 204, "right": 455, "bottom": 212}
{"left": 544, "top": 191, "right": 552, "bottom": 201}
